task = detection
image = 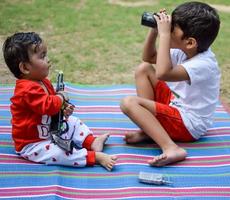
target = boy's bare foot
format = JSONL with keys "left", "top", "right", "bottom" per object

{"left": 124, "top": 130, "right": 150, "bottom": 144}
{"left": 95, "top": 152, "right": 117, "bottom": 171}
{"left": 147, "top": 146, "right": 187, "bottom": 166}
{"left": 91, "top": 133, "right": 109, "bottom": 152}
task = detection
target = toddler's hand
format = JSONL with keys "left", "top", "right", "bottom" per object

{"left": 57, "top": 91, "right": 69, "bottom": 102}
{"left": 63, "top": 102, "right": 75, "bottom": 119}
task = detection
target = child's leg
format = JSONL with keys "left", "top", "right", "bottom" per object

{"left": 121, "top": 62, "right": 170, "bottom": 143}
{"left": 19, "top": 140, "right": 92, "bottom": 167}
{"left": 95, "top": 152, "right": 117, "bottom": 171}
{"left": 19, "top": 140, "right": 117, "bottom": 170}
{"left": 121, "top": 61, "right": 187, "bottom": 166}
{"left": 135, "top": 62, "right": 158, "bottom": 99}
{"left": 65, "top": 116, "right": 109, "bottom": 152}
{"left": 91, "top": 134, "right": 109, "bottom": 152}
{"left": 125, "top": 61, "right": 160, "bottom": 142}
{"left": 120, "top": 96, "right": 187, "bottom": 166}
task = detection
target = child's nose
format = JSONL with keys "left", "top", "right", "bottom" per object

{"left": 46, "top": 56, "right": 49, "bottom": 62}
{"left": 47, "top": 58, "right": 51, "bottom": 68}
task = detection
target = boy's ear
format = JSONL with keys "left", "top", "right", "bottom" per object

{"left": 19, "top": 62, "right": 30, "bottom": 75}
{"left": 185, "top": 37, "right": 198, "bottom": 50}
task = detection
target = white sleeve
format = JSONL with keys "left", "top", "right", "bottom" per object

{"left": 170, "top": 49, "right": 186, "bottom": 68}
{"left": 182, "top": 59, "right": 210, "bottom": 85}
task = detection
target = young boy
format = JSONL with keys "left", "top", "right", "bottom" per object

{"left": 120, "top": 2, "right": 221, "bottom": 166}
{"left": 3, "top": 32, "right": 117, "bottom": 171}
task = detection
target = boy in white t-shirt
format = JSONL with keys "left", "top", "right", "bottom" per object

{"left": 120, "top": 2, "right": 220, "bottom": 166}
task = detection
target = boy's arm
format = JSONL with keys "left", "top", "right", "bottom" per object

{"left": 142, "top": 28, "right": 158, "bottom": 64}
{"left": 154, "top": 13, "right": 189, "bottom": 82}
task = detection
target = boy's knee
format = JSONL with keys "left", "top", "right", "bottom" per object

{"left": 120, "top": 96, "right": 137, "bottom": 114}
{"left": 135, "top": 62, "right": 152, "bottom": 79}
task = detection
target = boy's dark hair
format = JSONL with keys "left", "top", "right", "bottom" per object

{"left": 2, "top": 32, "right": 42, "bottom": 78}
{"left": 172, "top": 1, "right": 220, "bottom": 53}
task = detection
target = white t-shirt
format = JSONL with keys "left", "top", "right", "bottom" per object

{"left": 168, "top": 48, "right": 221, "bottom": 139}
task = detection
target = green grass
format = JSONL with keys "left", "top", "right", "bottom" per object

{"left": 0, "top": 0, "right": 230, "bottom": 101}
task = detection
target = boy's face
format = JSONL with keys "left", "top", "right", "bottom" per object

{"left": 170, "top": 25, "right": 186, "bottom": 49}
{"left": 23, "top": 42, "right": 50, "bottom": 81}
{"left": 170, "top": 25, "right": 198, "bottom": 54}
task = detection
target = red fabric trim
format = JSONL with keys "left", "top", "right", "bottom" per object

{"left": 82, "top": 134, "right": 95, "bottom": 150}
{"left": 86, "top": 151, "right": 95, "bottom": 166}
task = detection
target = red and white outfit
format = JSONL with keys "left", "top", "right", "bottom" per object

{"left": 11, "top": 78, "right": 96, "bottom": 166}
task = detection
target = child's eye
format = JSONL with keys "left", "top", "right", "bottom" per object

{"left": 41, "top": 52, "right": 47, "bottom": 59}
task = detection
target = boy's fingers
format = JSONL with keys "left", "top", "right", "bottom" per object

{"left": 160, "top": 8, "right": 166, "bottom": 13}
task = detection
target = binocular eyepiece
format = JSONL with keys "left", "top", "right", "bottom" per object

{"left": 141, "top": 12, "right": 157, "bottom": 28}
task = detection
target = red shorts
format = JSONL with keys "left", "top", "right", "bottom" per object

{"left": 154, "top": 81, "right": 195, "bottom": 142}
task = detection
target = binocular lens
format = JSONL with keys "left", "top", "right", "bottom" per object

{"left": 141, "top": 12, "right": 157, "bottom": 28}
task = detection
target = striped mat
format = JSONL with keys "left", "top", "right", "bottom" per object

{"left": 0, "top": 83, "right": 230, "bottom": 199}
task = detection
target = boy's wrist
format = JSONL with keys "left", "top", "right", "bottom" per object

{"left": 149, "top": 29, "right": 158, "bottom": 38}
{"left": 159, "top": 32, "right": 170, "bottom": 38}
{"left": 158, "top": 33, "right": 171, "bottom": 44}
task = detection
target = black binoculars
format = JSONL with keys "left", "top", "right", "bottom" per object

{"left": 141, "top": 12, "right": 157, "bottom": 28}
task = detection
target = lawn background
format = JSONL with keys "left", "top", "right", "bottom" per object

{"left": 0, "top": 0, "right": 229, "bottom": 103}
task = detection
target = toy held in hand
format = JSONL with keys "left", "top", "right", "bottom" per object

{"left": 50, "top": 70, "right": 74, "bottom": 153}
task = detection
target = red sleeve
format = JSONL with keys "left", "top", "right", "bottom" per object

{"left": 23, "top": 82, "right": 62, "bottom": 116}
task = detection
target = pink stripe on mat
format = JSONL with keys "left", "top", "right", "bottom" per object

{"left": 0, "top": 186, "right": 230, "bottom": 199}
{"left": 2, "top": 153, "right": 229, "bottom": 167}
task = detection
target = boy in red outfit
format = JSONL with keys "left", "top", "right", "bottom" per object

{"left": 3, "top": 32, "right": 117, "bottom": 171}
